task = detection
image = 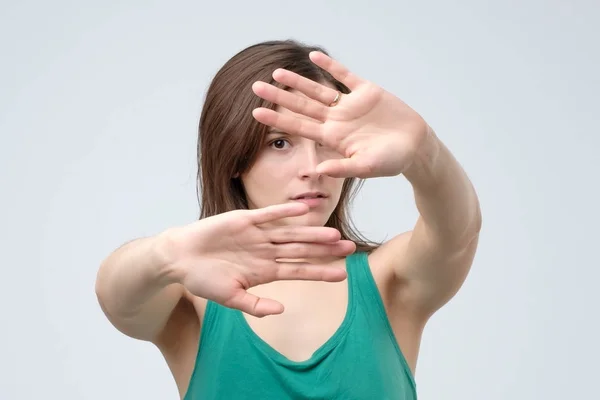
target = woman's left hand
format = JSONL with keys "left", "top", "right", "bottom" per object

{"left": 251, "top": 51, "right": 431, "bottom": 179}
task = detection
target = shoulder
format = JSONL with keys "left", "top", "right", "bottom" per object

{"left": 365, "top": 226, "right": 478, "bottom": 322}
{"left": 363, "top": 231, "right": 415, "bottom": 308}
{"left": 361, "top": 232, "right": 426, "bottom": 374}
{"left": 368, "top": 231, "right": 413, "bottom": 273}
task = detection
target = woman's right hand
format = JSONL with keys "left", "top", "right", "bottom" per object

{"left": 159, "top": 202, "right": 356, "bottom": 317}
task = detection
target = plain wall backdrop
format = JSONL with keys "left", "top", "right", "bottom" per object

{"left": 1, "top": 0, "right": 599, "bottom": 399}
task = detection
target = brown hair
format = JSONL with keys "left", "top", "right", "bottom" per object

{"left": 196, "top": 39, "right": 380, "bottom": 253}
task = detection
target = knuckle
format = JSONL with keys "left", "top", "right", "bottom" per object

{"left": 289, "top": 265, "right": 304, "bottom": 277}
{"left": 291, "top": 243, "right": 310, "bottom": 256}
{"left": 255, "top": 242, "right": 275, "bottom": 258}
{"left": 280, "top": 228, "right": 295, "bottom": 241}
{"left": 263, "top": 209, "right": 276, "bottom": 219}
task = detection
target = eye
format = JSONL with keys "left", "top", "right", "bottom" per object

{"left": 269, "top": 138, "right": 290, "bottom": 150}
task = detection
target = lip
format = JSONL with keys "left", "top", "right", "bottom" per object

{"left": 291, "top": 191, "right": 328, "bottom": 200}
{"left": 293, "top": 197, "right": 326, "bottom": 208}
{"left": 291, "top": 192, "right": 328, "bottom": 208}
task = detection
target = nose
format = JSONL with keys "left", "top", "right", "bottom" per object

{"left": 297, "top": 141, "right": 322, "bottom": 180}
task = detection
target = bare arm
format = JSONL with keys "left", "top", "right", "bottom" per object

{"left": 95, "top": 203, "right": 356, "bottom": 342}
{"left": 405, "top": 127, "right": 482, "bottom": 247}
{"left": 377, "top": 128, "right": 482, "bottom": 317}
{"left": 95, "top": 234, "right": 185, "bottom": 342}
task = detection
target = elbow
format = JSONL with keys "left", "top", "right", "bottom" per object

{"left": 462, "top": 203, "right": 482, "bottom": 247}
{"left": 94, "top": 262, "right": 113, "bottom": 319}
{"left": 449, "top": 203, "right": 482, "bottom": 250}
{"left": 472, "top": 204, "right": 483, "bottom": 235}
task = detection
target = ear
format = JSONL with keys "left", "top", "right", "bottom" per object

{"left": 232, "top": 172, "right": 240, "bottom": 178}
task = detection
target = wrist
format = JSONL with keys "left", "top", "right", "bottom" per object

{"left": 403, "top": 126, "right": 442, "bottom": 190}
{"left": 151, "top": 229, "right": 188, "bottom": 286}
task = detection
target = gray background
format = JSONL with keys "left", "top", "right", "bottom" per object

{"left": 1, "top": 0, "right": 598, "bottom": 399}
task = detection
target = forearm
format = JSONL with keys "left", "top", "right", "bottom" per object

{"left": 403, "top": 128, "right": 482, "bottom": 247}
{"left": 95, "top": 234, "right": 184, "bottom": 338}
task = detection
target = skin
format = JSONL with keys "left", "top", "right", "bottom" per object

{"left": 241, "top": 88, "right": 345, "bottom": 230}
{"left": 149, "top": 52, "right": 481, "bottom": 398}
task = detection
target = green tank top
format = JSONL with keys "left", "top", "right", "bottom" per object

{"left": 183, "top": 251, "right": 417, "bottom": 399}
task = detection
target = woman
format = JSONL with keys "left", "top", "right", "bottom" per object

{"left": 96, "top": 39, "right": 482, "bottom": 399}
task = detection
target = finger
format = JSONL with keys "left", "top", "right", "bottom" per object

{"left": 252, "top": 81, "right": 328, "bottom": 121}
{"left": 272, "top": 240, "right": 356, "bottom": 259}
{"left": 271, "top": 68, "right": 338, "bottom": 106}
{"left": 309, "top": 51, "right": 363, "bottom": 91}
{"left": 268, "top": 226, "right": 342, "bottom": 243}
{"left": 225, "top": 290, "right": 284, "bottom": 317}
{"left": 274, "top": 263, "right": 348, "bottom": 283}
{"left": 248, "top": 202, "right": 309, "bottom": 225}
{"left": 316, "top": 158, "right": 368, "bottom": 178}
{"left": 252, "top": 107, "right": 324, "bottom": 143}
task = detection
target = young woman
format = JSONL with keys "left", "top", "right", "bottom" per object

{"left": 96, "top": 39, "right": 482, "bottom": 399}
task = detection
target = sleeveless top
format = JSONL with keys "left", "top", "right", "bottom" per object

{"left": 183, "top": 252, "right": 417, "bottom": 399}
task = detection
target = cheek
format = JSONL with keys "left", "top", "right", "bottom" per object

{"left": 249, "top": 154, "right": 294, "bottom": 183}
{"left": 242, "top": 161, "right": 289, "bottom": 203}
{"left": 249, "top": 162, "right": 288, "bottom": 184}
{"left": 327, "top": 178, "right": 346, "bottom": 203}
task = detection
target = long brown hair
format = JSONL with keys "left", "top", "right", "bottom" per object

{"left": 196, "top": 39, "right": 380, "bottom": 253}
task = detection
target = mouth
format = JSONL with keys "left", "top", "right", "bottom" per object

{"left": 292, "top": 192, "right": 328, "bottom": 200}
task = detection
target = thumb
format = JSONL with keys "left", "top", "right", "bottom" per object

{"left": 225, "top": 290, "right": 285, "bottom": 317}
{"left": 316, "top": 158, "right": 361, "bottom": 178}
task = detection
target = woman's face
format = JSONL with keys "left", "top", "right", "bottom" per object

{"left": 241, "top": 89, "right": 345, "bottom": 227}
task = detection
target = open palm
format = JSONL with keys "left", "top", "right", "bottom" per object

{"left": 251, "top": 51, "right": 430, "bottom": 179}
